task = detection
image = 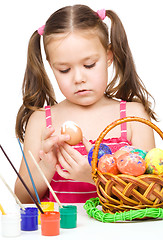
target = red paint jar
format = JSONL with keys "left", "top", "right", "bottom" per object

{"left": 41, "top": 211, "right": 60, "bottom": 236}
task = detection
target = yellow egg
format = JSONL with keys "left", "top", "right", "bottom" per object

{"left": 145, "top": 148, "right": 163, "bottom": 174}
{"left": 61, "top": 121, "right": 83, "bottom": 145}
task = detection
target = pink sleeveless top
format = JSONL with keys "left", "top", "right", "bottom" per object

{"left": 42, "top": 100, "right": 131, "bottom": 203}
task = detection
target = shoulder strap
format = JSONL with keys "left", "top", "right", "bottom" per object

{"left": 45, "top": 106, "right": 52, "bottom": 128}
{"left": 120, "top": 100, "right": 127, "bottom": 139}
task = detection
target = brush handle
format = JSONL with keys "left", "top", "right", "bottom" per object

{"left": 29, "top": 151, "right": 63, "bottom": 208}
{"left": 0, "top": 145, "right": 44, "bottom": 214}
{"left": 0, "top": 174, "right": 25, "bottom": 210}
{"left": 17, "top": 138, "right": 41, "bottom": 204}
{"left": 0, "top": 204, "right": 6, "bottom": 215}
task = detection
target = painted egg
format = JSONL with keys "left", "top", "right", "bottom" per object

{"left": 88, "top": 144, "right": 112, "bottom": 166}
{"left": 61, "top": 121, "right": 82, "bottom": 145}
{"left": 119, "top": 145, "right": 135, "bottom": 153}
{"left": 145, "top": 148, "right": 163, "bottom": 174}
{"left": 113, "top": 145, "right": 135, "bottom": 159}
{"left": 117, "top": 152, "right": 146, "bottom": 176}
{"left": 131, "top": 149, "right": 147, "bottom": 159}
{"left": 98, "top": 154, "right": 119, "bottom": 174}
{"left": 114, "top": 149, "right": 128, "bottom": 159}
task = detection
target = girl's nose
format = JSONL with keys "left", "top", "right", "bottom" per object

{"left": 73, "top": 68, "right": 85, "bottom": 84}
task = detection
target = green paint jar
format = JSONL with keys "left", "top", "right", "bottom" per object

{"left": 59, "top": 205, "right": 77, "bottom": 229}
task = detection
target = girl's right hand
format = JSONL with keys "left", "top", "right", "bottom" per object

{"left": 39, "top": 127, "right": 70, "bottom": 170}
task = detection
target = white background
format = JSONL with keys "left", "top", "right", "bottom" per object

{"left": 0, "top": 0, "right": 162, "bottom": 212}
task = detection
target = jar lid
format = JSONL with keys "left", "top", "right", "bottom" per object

{"left": 2, "top": 213, "right": 20, "bottom": 222}
{"left": 41, "top": 211, "right": 60, "bottom": 220}
{"left": 21, "top": 207, "right": 38, "bottom": 216}
{"left": 59, "top": 205, "right": 77, "bottom": 215}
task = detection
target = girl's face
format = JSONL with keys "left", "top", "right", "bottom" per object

{"left": 46, "top": 32, "right": 111, "bottom": 106}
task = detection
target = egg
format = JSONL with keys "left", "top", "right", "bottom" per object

{"left": 131, "top": 149, "right": 147, "bottom": 159}
{"left": 119, "top": 145, "right": 135, "bottom": 153}
{"left": 98, "top": 154, "right": 119, "bottom": 174}
{"left": 113, "top": 145, "right": 135, "bottom": 160}
{"left": 88, "top": 144, "right": 112, "bottom": 166}
{"left": 61, "top": 121, "right": 82, "bottom": 145}
{"left": 117, "top": 152, "right": 146, "bottom": 176}
{"left": 113, "top": 149, "right": 128, "bottom": 159}
{"left": 145, "top": 148, "right": 163, "bottom": 174}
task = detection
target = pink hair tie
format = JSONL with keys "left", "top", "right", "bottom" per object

{"left": 97, "top": 9, "right": 106, "bottom": 20}
{"left": 38, "top": 25, "right": 45, "bottom": 36}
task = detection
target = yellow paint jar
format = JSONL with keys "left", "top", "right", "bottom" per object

{"left": 38, "top": 202, "right": 54, "bottom": 224}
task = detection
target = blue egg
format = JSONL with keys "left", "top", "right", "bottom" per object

{"left": 88, "top": 143, "right": 112, "bottom": 166}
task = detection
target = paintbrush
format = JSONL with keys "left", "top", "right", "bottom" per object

{"left": 0, "top": 203, "right": 6, "bottom": 215}
{"left": 0, "top": 145, "right": 44, "bottom": 214}
{"left": 17, "top": 138, "right": 41, "bottom": 204}
{"left": 29, "top": 150, "right": 63, "bottom": 208}
{"left": 0, "top": 173, "right": 25, "bottom": 211}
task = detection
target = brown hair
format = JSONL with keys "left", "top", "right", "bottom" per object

{"left": 16, "top": 4, "right": 156, "bottom": 142}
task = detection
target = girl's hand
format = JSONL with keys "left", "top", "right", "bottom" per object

{"left": 56, "top": 137, "right": 94, "bottom": 184}
{"left": 39, "top": 127, "right": 70, "bottom": 170}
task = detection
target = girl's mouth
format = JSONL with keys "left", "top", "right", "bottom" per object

{"left": 75, "top": 89, "right": 91, "bottom": 95}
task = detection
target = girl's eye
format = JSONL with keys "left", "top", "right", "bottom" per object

{"left": 59, "top": 68, "right": 70, "bottom": 73}
{"left": 84, "top": 63, "right": 96, "bottom": 69}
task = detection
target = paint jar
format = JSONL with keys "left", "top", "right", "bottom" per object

{"left": 1, "top": 213, "right": 21, "bottom": 237}
{"left": 38, "top": 202, "right": 54, "bottom": 224}
{"left": 41, "top": 211, "right": 60, "bottom": 236}
{"left": 20, "top": 207, "right": 38, "bottom": 231}
{"left": 59, "top": 205, "right": 77, "bottom": 228}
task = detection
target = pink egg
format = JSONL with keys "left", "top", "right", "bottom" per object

{"left": 98, "top": 154, "right": 119, "bottom": 174}
{"left": 117, "top": 152, "right": 146, "bottom": 176}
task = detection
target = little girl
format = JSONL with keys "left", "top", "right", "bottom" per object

{"left": 15, "top": 5, "right": 156, "bottom": 203}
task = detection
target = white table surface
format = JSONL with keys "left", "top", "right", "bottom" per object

{"left": 0, "top": 203, "right": 162, "bottom": 240}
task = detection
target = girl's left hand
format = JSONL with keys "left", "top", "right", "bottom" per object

{"left": 56, "top": 137, "right": 94, "bottom": 184}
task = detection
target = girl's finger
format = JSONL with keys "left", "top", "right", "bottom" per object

{"left": 42, "top": 127, "right": 55, "bottom": 141}
{"left": 39, "top": 150, "right": 46, "bottom": 161}
{"left": 82, "top": 136, "right": 92, "bottom": 152}
{"left": 39, "top": 150, "right": 58, "bottom": 172}
{"left": 59, "top": 143, "right": 82, "bottom": 163}
{"left": 56, "top": 164, "right": 70, "bottom": 179}
{"left": 42, "top": 135, "right": 58, "bottom": 153}
{"left": 57, "top": 148, "right": 72, "bottom": 171}
{"left": 57, "top": 134, "right": 70, "bottom": 144}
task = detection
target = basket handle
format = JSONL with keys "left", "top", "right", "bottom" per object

{"left": 92, "top": 116, "right": 163, "bottom": 174}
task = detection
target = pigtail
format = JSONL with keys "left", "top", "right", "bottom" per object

{"left": 15, "top": 31, "right": 57, "bottom": 142}
{"left": 105, "top": 10, "right": 156, "bottom": 120}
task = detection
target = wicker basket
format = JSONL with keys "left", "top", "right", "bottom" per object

{"left": 92, "top": 116, "right": 163, "bottom": 214}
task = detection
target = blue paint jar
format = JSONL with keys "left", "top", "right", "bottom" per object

{"left": 20, "top": 207, "right": 38, "bottom": 231}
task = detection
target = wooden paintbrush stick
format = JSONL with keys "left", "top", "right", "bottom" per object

{"left": 17, "top": 138, "right": 41, "bottom": 204}
{"left": 0, "top": 145, "right": 44, "bottom": 214}
{"left": 0, "top": 203, "right": 6, "bottom": 215}
{"left": 0, "top": 174, "right": 25, "bottom": 210}
{"left": 29, "top": 150, "right": 63, "bottom": 208}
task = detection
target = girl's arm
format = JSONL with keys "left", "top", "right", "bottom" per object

{"left": 14, "top": 110, "right": 69, "bottom": 203}
{"left": 14, "top": 110, "right": 56, "bottom": 203}
{"left": 127, "top": 102, "right": 156, "bottom": 151}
